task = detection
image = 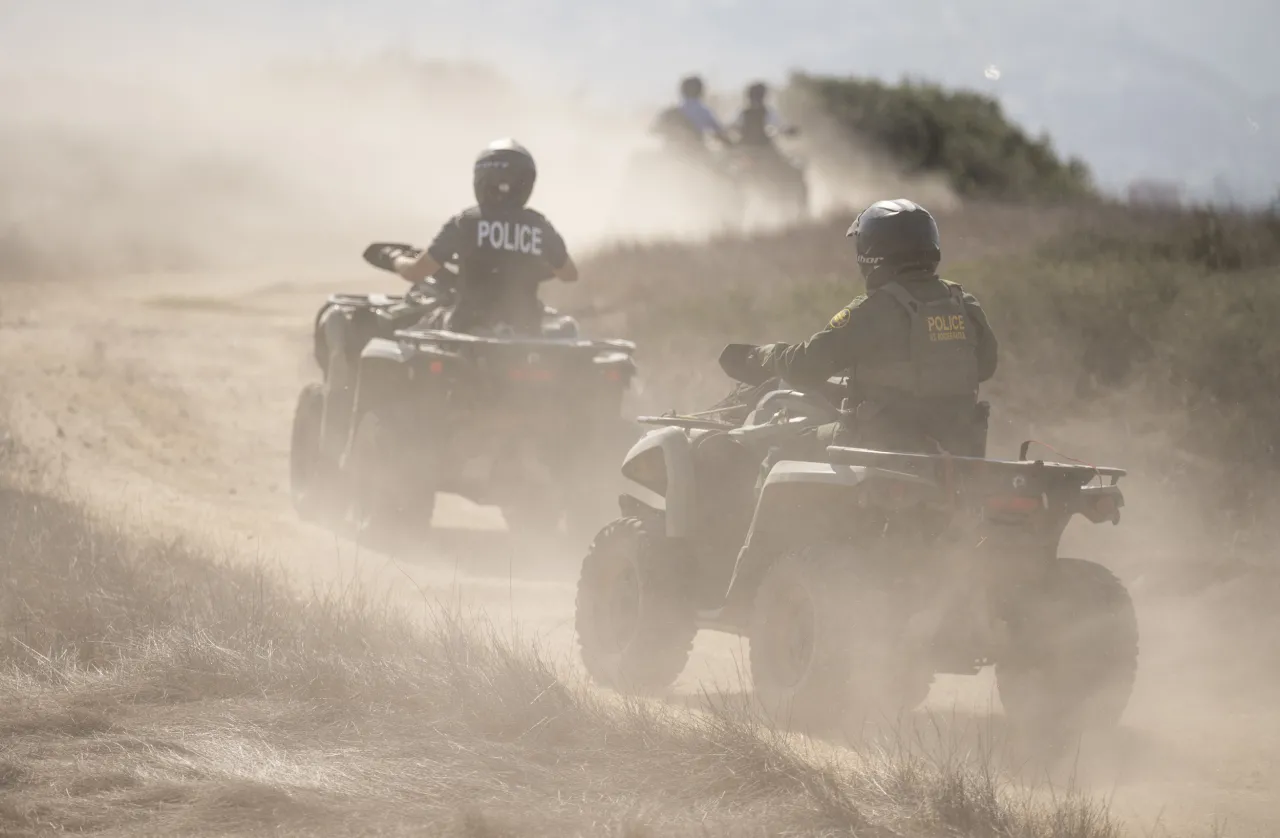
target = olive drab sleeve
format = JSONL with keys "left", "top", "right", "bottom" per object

{"left": 756, "top": 295, "right": 874, "bottom": 389}
{"left": 961, "top": 291, "right": 999, "bottom": 383}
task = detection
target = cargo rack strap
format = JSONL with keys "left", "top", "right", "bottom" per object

{"left": 1018, "top": 439, "right": 1106, "bottom": 487}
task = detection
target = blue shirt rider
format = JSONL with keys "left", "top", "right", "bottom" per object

{"left": 653, "top": 75, "right": 734, "bottom": 152}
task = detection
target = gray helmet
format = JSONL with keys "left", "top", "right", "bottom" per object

{"left": 846, "top": 199, "right": 941, "bottom": 282}
{"left": 680, "top": 75, "right": 705, "bottom": 99}
{"left": 474, "top": 138, "right": 537, "bottom": 210}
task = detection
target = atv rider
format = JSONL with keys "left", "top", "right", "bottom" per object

{"left": 392, "top": 138, "right": 579, "bottom": 336}
{"left": 731, "top": 81, "right": 795, "bottom": 150}
{"left": 749, "top": 198, "right": 999, "bottom": 457}
{"left": 651, "top": 75, "right": 735, "bottom": 158}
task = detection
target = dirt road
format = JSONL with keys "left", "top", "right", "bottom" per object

{"left": 1, "top": 267, "right": 1275, "bottom": 836}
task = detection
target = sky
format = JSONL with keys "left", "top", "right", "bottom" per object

{"left": 2, "top": 0, "right": 1278, "bottom": 203}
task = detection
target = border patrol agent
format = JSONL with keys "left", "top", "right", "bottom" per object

{"left": 751, "top": 198, "right": 999, "bottom": 456}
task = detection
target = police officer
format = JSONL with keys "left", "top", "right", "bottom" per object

{"left": 393, "top": 138, "right": 578, "bottom": 335}
{"left": 750, "top": 198, "right": 998, "bottom": 455}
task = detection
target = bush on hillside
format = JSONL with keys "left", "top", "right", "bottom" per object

{"left": 962, "top": 206, "right": 1280, "bottom": 458}
{"left": 784, "top": 73, "right": 1095, "bottom": 201}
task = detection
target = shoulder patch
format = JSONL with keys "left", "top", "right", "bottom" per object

{"left": 828, "top": 307, "right": 852, "bottom": 329}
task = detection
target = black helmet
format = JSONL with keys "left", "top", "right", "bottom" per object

{"left": 846, "top": 199, "right": 941, "bottom": 283}
{"left": 746, "top": 81, "right": 768, "bottom": 104}
{"left": 474, "top": 138, "right": 537, "bottom": 210}
{"left": 680, "top": 75, "right": 705, "bottom": 100}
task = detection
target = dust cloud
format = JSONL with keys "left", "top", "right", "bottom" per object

{"left": 2, "top": 16, "right": 1278, "bottom": 838}
{"left": 0, "top": 43, "right": 940, "bottom": 283}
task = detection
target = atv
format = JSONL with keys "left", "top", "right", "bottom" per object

{"left": 723, "top": 127, "right": 810, "bottom": 224}
{"left": 575, "top": 344, "right": 1138, "bottom": 740}
{"left": 289, "top": 242, "right": 639, "bottom": 546}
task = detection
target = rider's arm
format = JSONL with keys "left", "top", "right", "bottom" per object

{"left": 768, "top": 108, "right": 799, "bottom": 137}
{"left": 395, "top": 215, "right": 462, "bottom": 283}
{"left": 964, "top": 292, "right": 999, "bottom": 382}
{"left": 753, "top": 296, "right": 876, "bottom": 389}
{"left": 555, "top": 256, "right": 580, "bottom": 283}
{"left": 393, "top": 251, "right": 441, "bottom": 284}
{"left": 539, "top": 217, "right": 578, "bottom": 283}
{"left": 684, "top": 100, "right": 733, "bottom": 145}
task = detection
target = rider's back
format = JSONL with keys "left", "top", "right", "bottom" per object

{"left": 845, "top": 276, "right": 991, "bottom": 455}
{"left": 428, "top": 205, "right": 567, "bottom": 335}
{"left": 735, "top": 104, "right": 773, "bottom": 148}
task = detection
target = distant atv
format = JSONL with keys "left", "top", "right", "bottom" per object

{"left": 724, "top": 128, "right": 810, "bottom": 223}
{"left": 290, "top": 242, "right": 638, "bottom": 545}
{"left": 575, "top": 344, "right": 1138, "bottom": 738}
{"left": 619, "top": 146, "right": 744, "bottom": 232}
{"left": 617, "top": 110, "right": 749, "bottom": 232}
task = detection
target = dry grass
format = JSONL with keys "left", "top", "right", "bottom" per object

{"left": 0, "top": 450, "right": 1127, "bottom": 836}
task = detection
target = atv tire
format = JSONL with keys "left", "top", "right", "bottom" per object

{"left": 749, "top": 544, "right": 932, "bottom": 733}
{"left": 996, "top": 558, "right": 1139, "bottom": 735}
{"left": 575, "top": 518, "right": 696, "bottom": 693}
{"left": 290, "top": 383, "right": 338, "bottom": 521}
{"left": 347, "top": 407, "right": 436, "bottom": 551}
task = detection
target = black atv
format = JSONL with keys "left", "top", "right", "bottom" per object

{"left": 575, "top": 344, "right": 1138, "bottom": 741}
{"left": 289, "top": 242, "right": 639, "bottom": 547}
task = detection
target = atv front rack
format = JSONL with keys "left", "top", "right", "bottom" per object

{"left": 636, "top": 415, "right": 738, "bottom": 430}
{"left": 824, "top": 444, "right": 1126, "bottom": 486}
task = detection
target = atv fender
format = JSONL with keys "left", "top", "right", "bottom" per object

{"left": 720, "top": 460, "right": 935, "bottom": 618}
{"left": 314, "top": 301, "right": 342, "bottom": 371}
{"left": 618, "top": 426, "right": 697, "bottom": 538}
{"left": 317, "top": 301, "right": 386, "bottom": 374}
{"left": 353, "top": 338, "right": 413, "bottom": 412}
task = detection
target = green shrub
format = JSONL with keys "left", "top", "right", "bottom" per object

{"left": 784, "top": 73, "right": 1095, "bottom": 200}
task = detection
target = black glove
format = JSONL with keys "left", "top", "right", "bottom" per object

{"left": 750, "top": 343, "right": 782, "bottom": 370}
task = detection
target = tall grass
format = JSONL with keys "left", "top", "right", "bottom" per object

{"left": 0, "top": 462, "right": 1125, "bottom": 837}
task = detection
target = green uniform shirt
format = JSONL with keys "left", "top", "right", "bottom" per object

{"left": 756, "top": 276, "right": 999, "bottom": 395}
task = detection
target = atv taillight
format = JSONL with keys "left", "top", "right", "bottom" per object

{"left": 1081, "top": 492, "right": 1120, "bottom": 523}
{"left": 429, "top": 360, "right": 445, "bottom": 374}
{"left": 603, "top": 368, "right": 623, "bottom": 382}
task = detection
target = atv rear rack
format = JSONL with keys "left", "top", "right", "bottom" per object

{"left": 824, "top": 444, "right": 1126, "bottom": 486}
